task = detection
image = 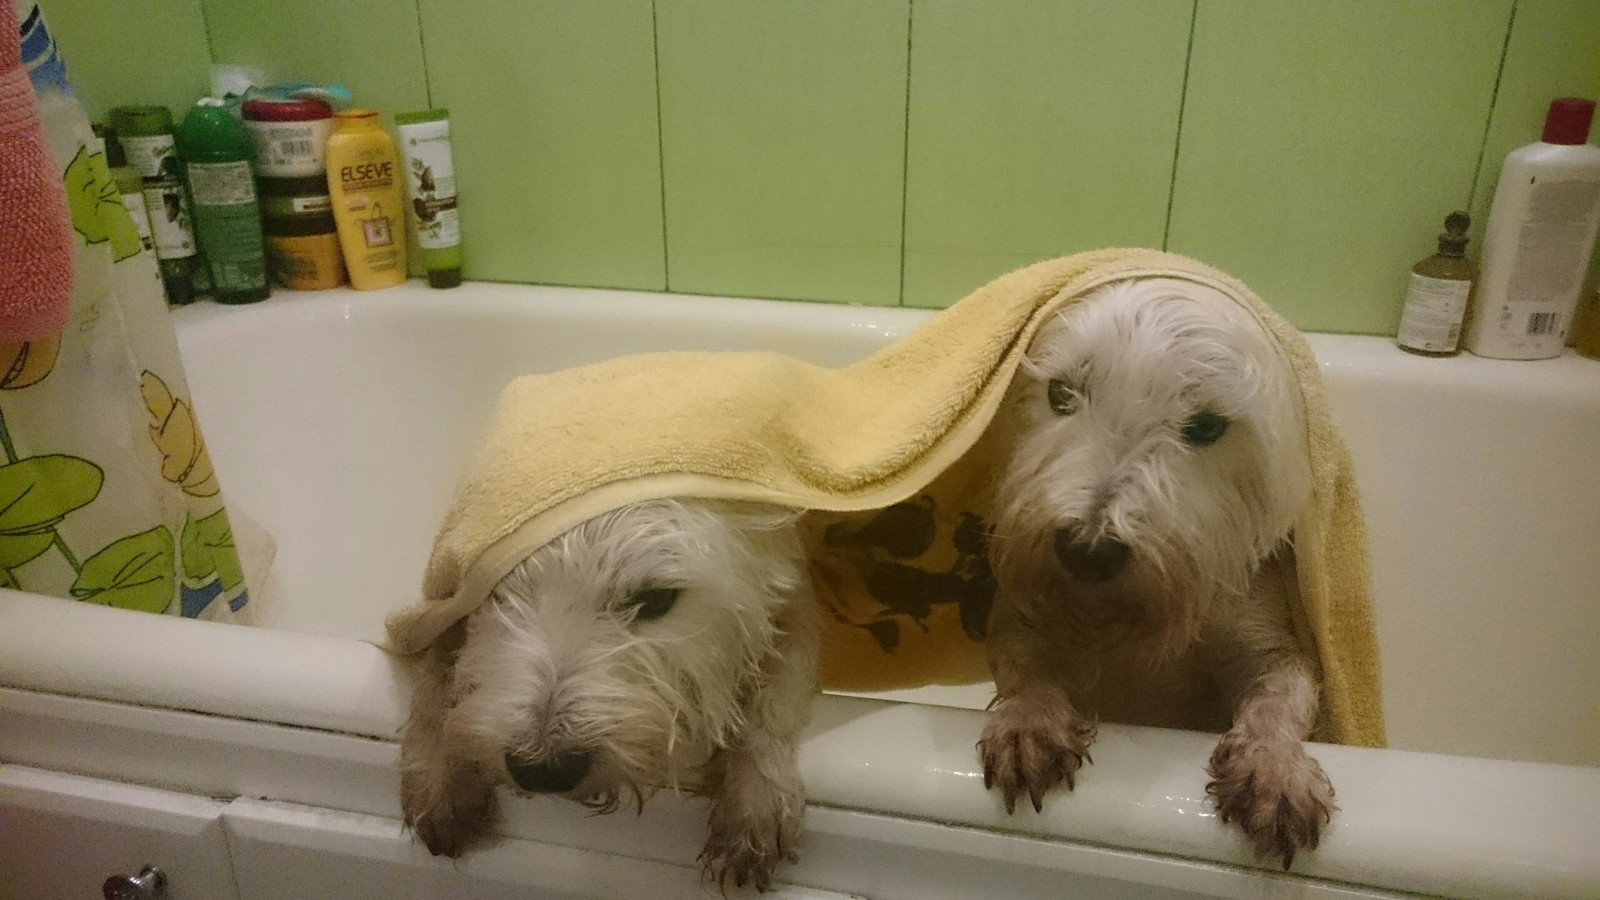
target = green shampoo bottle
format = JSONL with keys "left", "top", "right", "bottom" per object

{"left": 177, "top": 100, "right": 270, "bottom": 303}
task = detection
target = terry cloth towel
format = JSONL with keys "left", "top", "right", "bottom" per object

{"left": 386, "top": 248, "right": 1386, "bottom": 749}
{"left": 0, "top": 0, "right": 73, "bottom": 341}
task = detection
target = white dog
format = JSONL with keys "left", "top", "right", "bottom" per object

{"left": 978, "top": 278, "right": 1334, "bottom": 867}
{"left": 399, "top": 498, "right": 820, "bottom": 890}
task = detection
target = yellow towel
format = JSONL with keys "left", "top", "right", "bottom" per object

{"left": 385, "top": 248, "right": 1386, "bottom": 748}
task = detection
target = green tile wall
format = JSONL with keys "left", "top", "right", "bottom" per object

{"left": 201, "top": 0, "right": 430, "bottom": 123}
{"left": 902, "top": 0, "right": 1192, "bottom": 309}
{"left": 1167, "top": 0, "right": 1513, "bottom": 334}
{"left": 32, "top": 0, "right": 1600, "bottom": 332}
{"left": 655, "top": 0, "right": 910, "bottom": 304}
{"left": 420, "top": 0, "right": 665, "bottom": 289}
{"left": 39, "top": 0, "right": 212, "bottom": 123}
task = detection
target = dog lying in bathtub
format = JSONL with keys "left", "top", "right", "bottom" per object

{"left": 391, "top": 253, "right": 1381, "bottom": 886}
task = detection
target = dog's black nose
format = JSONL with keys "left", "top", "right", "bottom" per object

{"left": 505, "top": 749, "right": 592, "bottom": 793}
{"left": 1054, "top": 526, "right": 1131, "bottom": 582}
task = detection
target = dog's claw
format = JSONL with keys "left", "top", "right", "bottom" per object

{"left": 1206, "top": 733, "right": 1335, "bottom": 870}
{"left": 978, "top": 697, "right": 1096, "bottom": 816}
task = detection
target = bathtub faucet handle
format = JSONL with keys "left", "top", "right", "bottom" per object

{"left": 103, "top": 865, "right": 167, "bottom": 899}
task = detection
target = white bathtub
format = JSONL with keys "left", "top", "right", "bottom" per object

{"left": 3, "top": 281, "right": 1598, "bottom": 899}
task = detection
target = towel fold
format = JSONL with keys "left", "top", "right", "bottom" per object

{"left": 386, "top": 248, "right": 1385, "bottom": 748}
{"left": 0, "top": 0, "right": 74, "bottom": 342}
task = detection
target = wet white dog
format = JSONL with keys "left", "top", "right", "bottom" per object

{"left": 978, "top": 278, "right": 1334, "bottom": 867}
{"left": 399, "top": 499, "right": 820, "bottom": 890}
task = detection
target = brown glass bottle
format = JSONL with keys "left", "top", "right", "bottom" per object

{"left": 1397, "top": 211, "right": 1475, "bottom": 356}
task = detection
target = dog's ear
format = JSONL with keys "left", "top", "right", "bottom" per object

{"left": 431, "top": 617, "right": 471, "bottom": 699}
{"left": 402, "top": 617, "right": 470, "bottom": 734}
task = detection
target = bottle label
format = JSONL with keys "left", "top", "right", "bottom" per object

{"left": 187, "top": 161, "right": 258, "bottom": 206}
{"left": 244, "top": 118, "right": 333, "bottom": 178}
{"left": 1507, "top": 178, "right": 1600, "bottom": 304}
{"left": 1397, "top": 272, "right": 1470, "bottom": 352}
{"left": 187, "top": 163, "right": 266, "bottom": 293}
{"left": 120, "top": 190, "right": 154, "bottom": 253}
{"left": 401, "top": 123, "right": 460, "bottom": 251}
{"left": 140, "top": 179, "right": 197, "bottom": 260}
{"left": 193, "top": 201, "right": 267, "bottom": 292}
{"left": 267, "top": 232, "right": 346, "bottom": 290}
{"left": 120, "top": 134, "right": 179, "bottom": 180}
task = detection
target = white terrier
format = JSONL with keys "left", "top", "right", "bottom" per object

{"left": 399, "top": 499, "right": 820, "bottom": 891}
{"left": 978, "top": 278, "right": 1335, "bottom": 867}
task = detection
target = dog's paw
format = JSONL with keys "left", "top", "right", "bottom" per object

{"left": 699, "top": 790, "right": 804, "bottom": 893}
{"left": 978, "top": 694, "right": 1096, "bottom": 814}
{"left": 401, "top": 767, "right": 500, "bottom": 858}
{"left": 1206, "top": 732, "right": 1335, "bottom": 869}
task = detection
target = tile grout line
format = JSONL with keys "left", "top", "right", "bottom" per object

{"left": 652, "top": 0, "right": 672, "bottom": 293}
{"left": 413, "top": 0, "right": 435, "bottom": 108}
{"left": 196, "top": 0, "right": 219, "bottom": 71}
{"left": 1160, "top": 0, "right": 1199, "bottom": 253}
{"left": 896, "top": 0, "right": 915, "bottom": 307}
{"left": 1468, "top": 0, "right": 1519, "bottom": 211}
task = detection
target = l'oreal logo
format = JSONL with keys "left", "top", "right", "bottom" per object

{"left": 341, "top": 161, "right": 394, "bottom": 183}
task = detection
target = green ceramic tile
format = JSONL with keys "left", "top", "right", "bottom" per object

{"left": 1168, "top": 1, "right": 1512, "bottom": 334}
{"left": 201, "top": 0, "right": 428, "bottom": 121}
{"left": 902, "top": 0, "right": 1192, "bottom": 309}
{"left": 39, "top": 0, "right": 213, "bottom": 123}
{"left": 1469, "top": 0, "right": 1600, "bottom": 279}
{"left": 419, "top": 0, "right": 664, "bottom": 289}
{"left": 656, "top": 0, "right": 910, "bottom": 305}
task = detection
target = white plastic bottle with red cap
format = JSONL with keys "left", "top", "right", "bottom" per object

{"left": 1465, "top": 97, "right": 1600, "bottom": 359}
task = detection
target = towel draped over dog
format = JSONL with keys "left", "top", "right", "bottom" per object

{"left": 385, "top": 248, "right": 1386, "bottom": 748}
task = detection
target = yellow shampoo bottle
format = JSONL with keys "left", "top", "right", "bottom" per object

{"left": 325, "top": 108, "right": 406, "bottom": 289}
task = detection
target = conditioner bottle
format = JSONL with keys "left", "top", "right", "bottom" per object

{"left": 1464, "top": 98, "right": 1600, "bottom": 359}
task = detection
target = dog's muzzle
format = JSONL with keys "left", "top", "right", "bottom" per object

{"left": 505, "top": 749, "right": 592, "bottom": 793}
{"left": 1053, "top": 526, "right": 1131, "bottom": 582}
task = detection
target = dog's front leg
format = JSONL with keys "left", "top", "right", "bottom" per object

{"left": 700, "top": 588, "right": 821, "bottom": 892}
{"left": 1204, "top": 550, "right": 1335, "bottom": 869}
{"left": 399, "top": 621, "right": 500, "bottom": 857}
{"left": 978, "top": 593, "right": 1096, "bottom": 814}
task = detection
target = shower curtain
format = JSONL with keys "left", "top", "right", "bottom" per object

{"left": 1, "top": 2, "right": 271, "bottom": 621}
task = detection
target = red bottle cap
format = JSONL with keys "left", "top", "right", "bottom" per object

{"left": 242, "top": 97, "right": 333, "bottom": 123}
{"left": 1541, "top": 97, "right": 1595, "bottom": 145}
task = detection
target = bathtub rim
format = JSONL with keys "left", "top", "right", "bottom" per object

{"left": 3, "top": 588, "right": 1597, "bottom": 899}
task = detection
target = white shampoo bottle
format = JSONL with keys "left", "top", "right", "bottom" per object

{"left": 1465, "top": 97, "right": 1600, "bottom": 359}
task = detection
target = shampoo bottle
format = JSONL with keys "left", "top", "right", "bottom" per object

{"left": 177, "top": 99, "right": 270, "bottom": 304}
{"left": 325, "top": 108, "right": 406, "bottom": 290}
{"left": 1464, "top": 98, "right": 1600, "bottom": 359}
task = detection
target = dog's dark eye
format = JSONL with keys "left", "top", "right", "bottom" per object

{"left": 1182, "top": 411, "right": 1229, "bottom": 446}
{"left": 624, "top": 586, "right": 681, "bottom": 622}
{"left": 1046, "top": 379, "right": 1079, "bottom": 416}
